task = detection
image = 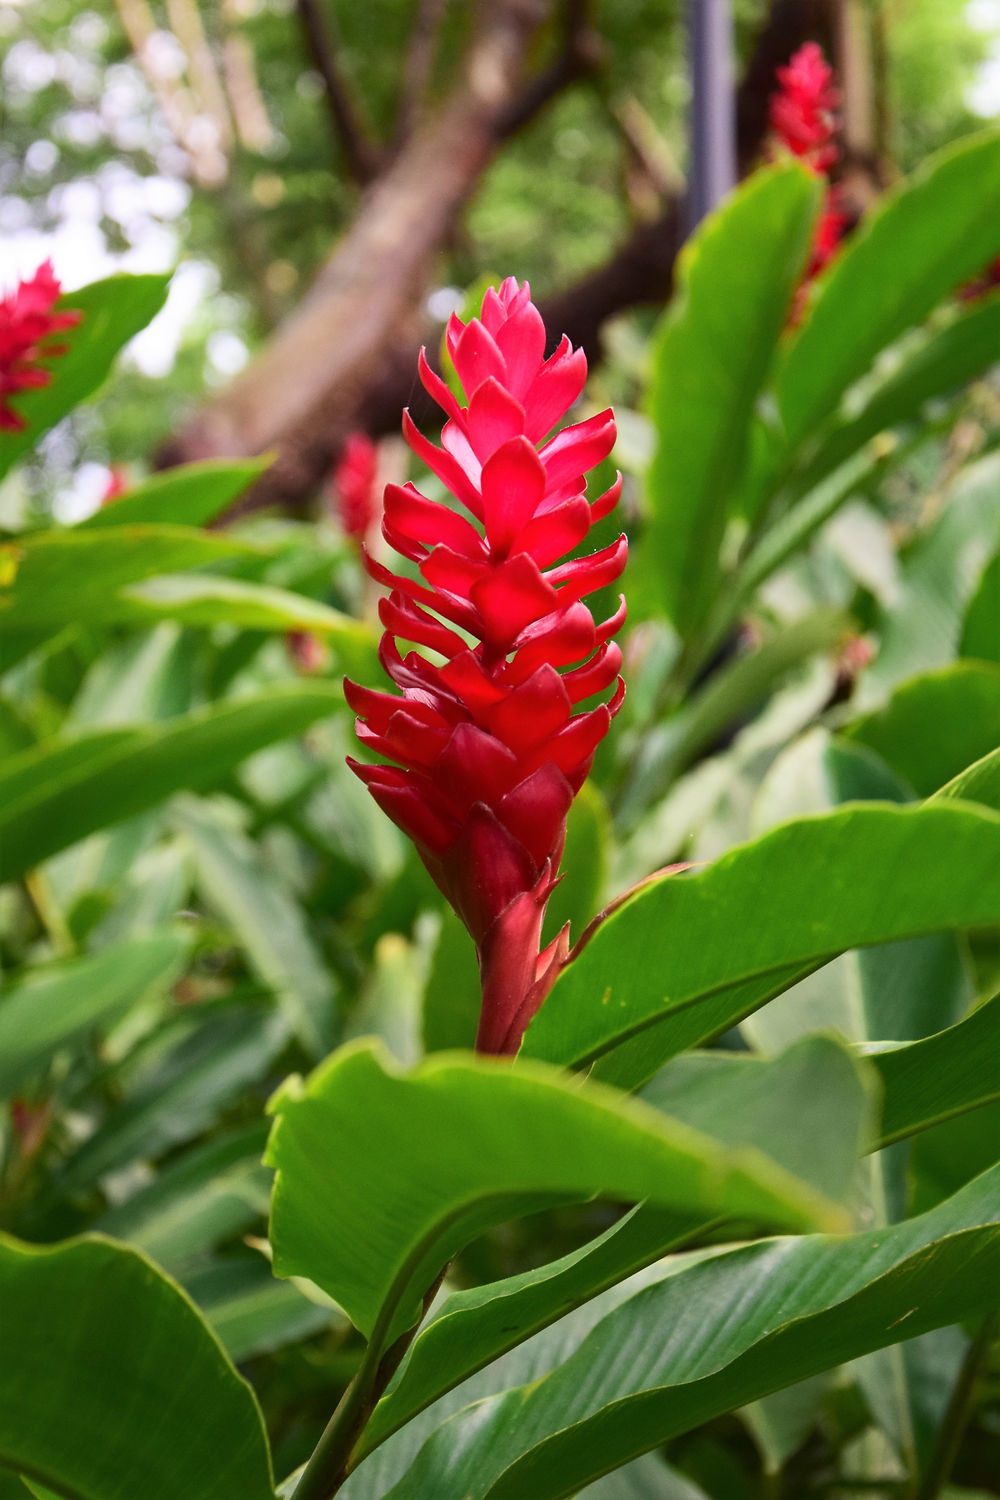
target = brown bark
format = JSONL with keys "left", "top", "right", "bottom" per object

{"left": 159, "top": 0, "right": 861, "bottom": 514}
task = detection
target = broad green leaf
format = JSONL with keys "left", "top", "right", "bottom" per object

{"left": 113, "top": 574, "right": 375, "bottom": 674}
{"left": 522, "top": 803, "right": 1000, "bottom": 1080}
{"left": 267, "top": 1040, "right": 847, "bottom": 1345}
{"left": 643, "top": 162, "right": 821, "bottom": 633}
{"left": 741, "top": 734, "right": 970, "bottom": 1058}
{"left": 373, "top": 1166, "right": 1000, "bottom": 1500}
{"left": 358, "top": 1035, "right": 870, "bottom": 1459}
{"left": 856, "top": 450, "right": 1000, "bottom": 704}
{"left": 845, "top": 662, "right": 1000, "bottom": 796}
{"left": 0, "top": 524, "right": 258, "bottom": 632}
{"left": 80, "top": 458, "right": 270, "bottom": 530}
{"left": 174, "top": 796, "right": 338, "bottom": 1056}
{"left": 0, "top": 931, "right": 188, "bottom": 1098}
{"left": 56, "top": 1004, "right": 288, "bottom": 1192}
{"left": 777, "top": 129, "right": 1000, "bottom": 447}
{"left": 933, "top": 746, "right": 1000, "bottom": 812}
{"left": 185, "top": 1255, "right": 340, "bottom": 1363}
{"left": 787, "top": 292, "right": 1000, "bottom": 499}
{"left": 0, "top": 681, "right": 345, "bottom": 883}
{"left": 94, "top": 1123, "right": 271, "bottom": 1275}
{"left": 66, "top": 624, "right": 195, "bottom": 730}
{"left": 619, "top": 608, "right": 848, "bottom": 820}
{"left": 639, "top": 1035, "right": 873, "bottom": 1204}
{"left": 0, "top": 1233, "right": 274, "bottom": 1500}
{"left": 961, "top": 547, "right": 1000, "bottom": 663}
{"left": 869, "top": 994, "right": 1000, "bottom": 1147}
{"left": 577, "top": 1457, "right": 711, "bottom": 1499}
{"left": 422, "top": 907, "right": 480, "bottom": 1053}
{"left": 0, "top": 274, "right": 170, "bottom": 482}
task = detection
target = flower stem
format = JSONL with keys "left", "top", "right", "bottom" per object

{"left": 912, "top": 1312, "right": 996, "bottom": 1500}
{"left": 291, "top": 1267, "right": 448, "bottom": 1500}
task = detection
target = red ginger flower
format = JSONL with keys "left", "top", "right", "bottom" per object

{"left": 769, "top": 44, "right": 846, "bottom": 314}
{"left": 769, "top": 41, "right": 840, "bottom": 174}
{"left": 345, "top": 277, "right": 626, "bottom": 1055}
{"left": 0, "top": 260, "right": 81, "bottom": 433}
{"left": 331, "top": 431, "right": 380, "bottom": 542}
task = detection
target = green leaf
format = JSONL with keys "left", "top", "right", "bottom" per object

{"left": 639, "top": 1035, "right": 873, "bottom": 1204}
{"left": 0, "top": 931, "right": 188, "bottom": 1098}
{"left": 79, "top": 459, "right": 271, "bottom": 530}
{"left": 845, "top": 662, "right": 1000, "bottom": 795}
{"left": 113, "top": 574, "right": 377, "bottom": 676}
{"left": 854, "top": 446, "right": 1000, "bottom": 704}
{"left": 174, "top": 796, "right": 338, "bottom": 1056}
{"left": 0, "top": 1233, "right": 274, "bottom": 1500}
{"left": 522, "top": 802, "right": 1000, "bottom": 1082}
{"left": 787, "top": 293, "right": 1000, "bottom": 498}
{"left": 185, "top": 1255, "right": 340, "bottom": 1363}
{"left": 0, "top": 274, "right": 170, "bottom": 482}
{"left": 870, "top": 994, "right": 1000, "bottom": 1148}
{"left": 0, "top": 524, "right": 257, "bottom": 632}
{"left": 740, "top": 734, "right": 971, "bottom": 1059}
{"left": 0, "top": 681, "right": 345, "bottom": 884}
{"left": 358, "top": 1035, "right": 870, "bottom": 1459}
{"left": 372, "top": 1167, "right": 1000, "bottom": 1500}
{"left": 57, "top": 1004, "right": 288, "bottom": 1192}
{"left": 93, "top": 1123, "right": 271, "bottom": 1275}
{"left": 777, "top": 129, "right": 1000, "bottom": 448}
{"left": 932, "top": 746, "right": 1000, "bottom": 812}
{"left": 961, "top": 546, "right": 1000, "bottom": 663}
{"left": 267, "top": 1040, "right": 848, "bottom": 1345}
{"left": 643, "top": 162, "right": 821, "bottom": 632}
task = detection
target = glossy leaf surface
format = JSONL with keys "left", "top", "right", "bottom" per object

{"left": 267, "top": 1041, "right": 847, "bottom": 1343}
{"left": 0, "top": 1234, "right": 275, "bottom": 1500}
{"left": 523, "top": 803, "right": 1000, "bottom": 1078}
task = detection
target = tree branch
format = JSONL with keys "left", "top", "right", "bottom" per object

{"left": 496, "top": 0, "right": 604, "bottom": 140}
{"left": 395, "top": 0, "right": 449, "bottom": 144}
{"left": 296, "top": 0, "right": 382, "bottom": 184}
{"left": 161, "top": 0, "right": 845, "bottom": 516}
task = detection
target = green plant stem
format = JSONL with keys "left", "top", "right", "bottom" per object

{"left": 912, "top": 1312, "right": 997, "bottom": 1500}
{"left": 291, "top": 1266, "right": 448, "bottom": 1500}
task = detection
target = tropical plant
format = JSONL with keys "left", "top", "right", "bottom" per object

{"left": 1, "top": 125, "right": 999, "bottom": 1500}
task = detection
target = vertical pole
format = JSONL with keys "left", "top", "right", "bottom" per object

{"left": 688, "top": 0, "right": 736, "bottom": 228}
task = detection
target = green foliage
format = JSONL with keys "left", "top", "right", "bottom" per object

{"left": 3, "top": 111, "right": 1000, "bottom": 1500}
{"left": 0, "top": 1234, "right": 274, "bottom": 1500}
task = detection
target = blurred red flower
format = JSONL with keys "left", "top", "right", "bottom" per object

{"left": 0, "top": 260, "right": 81, "bottom": 433}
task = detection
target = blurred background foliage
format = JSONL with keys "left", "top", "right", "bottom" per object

{"left": 1, "top": 0, "right": 998, "bottom": 507}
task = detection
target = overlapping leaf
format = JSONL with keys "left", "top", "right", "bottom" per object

{"left": 522, "top": 802, "right": 1000, "bottom": 1084}
{"left": 0, "top": 681, "right": 344, "bottom": 882}
{"left": 267, "top": 1041, "right": 848, "bottom": 1346}
{"left": 0, "top": 1234, "right": 275, "bottom": 1500}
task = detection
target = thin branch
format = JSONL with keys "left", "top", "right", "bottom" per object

{"left": 395, "top": 0, "right": 449, "bottom": 144}
{"left": 296, "top": 0, "right": 382, "bottom": 184}
{"left": 495, "top": 0, "right": 604, "bottom": 140}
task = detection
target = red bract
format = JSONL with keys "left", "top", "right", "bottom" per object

{"left": 331, "top": 431, "right": 380, "bottom": 542}
{"left": 769, "top": 43, "right": 846, "bottom": 314}
{"left": 0, "top": 260, "right": 81, "bottom": 433}
{"left": 769, "top": 41, "right": 840, "bottom": 174}
{"left": 345, "top": 278, "right": 626, "bottom": 1055}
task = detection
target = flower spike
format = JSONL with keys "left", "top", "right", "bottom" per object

{"left": 346, "top": 278, "right": 626, "bottom": 1054}
{"left": 0, "top": 260, "right": 81, "bottom": 433}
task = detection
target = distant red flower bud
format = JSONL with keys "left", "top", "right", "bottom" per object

{"left": 0, "top": 260, "right": 81, "bottom": 433}
{"left": 345, "top": 278, "right": 626, "bottom": 1054}
{"left": 286, "top": 628, "right": 328, "bottom": 675}
{"left": 769, "top": 44, "right": 847, "bottom": 313}
{"left": 769, "top": 42, "right": 840, "bottom": 175}
{"left": 101, "top": 463, "right": 130, "bottom": 505}
{"left": 331, "top": 431, "right": 380, "bottom": 542}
